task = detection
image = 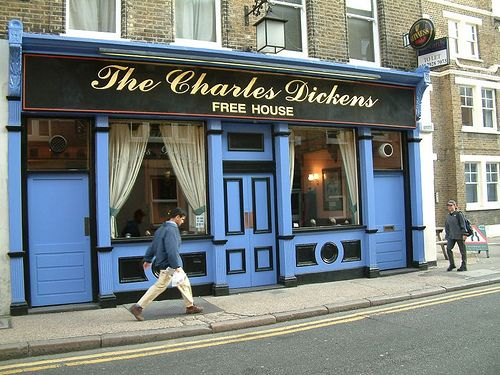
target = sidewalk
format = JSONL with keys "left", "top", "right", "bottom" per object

{"left": 1, "top": 239, "right": 499, "bottom": 361}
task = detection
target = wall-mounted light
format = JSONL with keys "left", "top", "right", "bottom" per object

{"left": 308, "top": 173, "right": 320, "bottom": 185}
{"left": 244, "top": 0, "right": 287, "bottom": 54}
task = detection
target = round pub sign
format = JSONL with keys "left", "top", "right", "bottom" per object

{"left": 409, "top": 18, "right": 435, "bottom": 49}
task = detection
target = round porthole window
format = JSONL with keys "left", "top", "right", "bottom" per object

{"left": 321, "top": 242, "right": 339, "bottom": 264}
{"left": 49, "top": 135, "right": 68, "bottom": 154}
{"left": 152, "top": 263, "right": 160, "bottom": 279}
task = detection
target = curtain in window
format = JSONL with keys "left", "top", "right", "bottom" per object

{"left": 175, "top": 0, "right": 215, "bottom": 41}
{"left": 338, "top": 130, "right": 358, "bottom": 223}
{"left": 161, "top": 124, "right": 206, "bottom": 217}
{"left": 109, "top": 123, "right": 149, "bottom": 238}
{"left": 69, "top": 0, "right": 116, "bottom": 33}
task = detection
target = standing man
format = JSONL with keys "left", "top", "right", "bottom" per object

{"left": 444, "top": 200, "right": 468, "bottom": 272}
{"left": 129, "top": 207, "right": 203, "bottom": 321}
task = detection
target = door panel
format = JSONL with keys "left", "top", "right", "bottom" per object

{"left": 28, "top": 173, "right": 92, "bottom": 306}
{"left": 224, "top": 174, "right": 276, "bottom": 288}
{"left": 374, "top": 171, "right": 407, "bottom": 270}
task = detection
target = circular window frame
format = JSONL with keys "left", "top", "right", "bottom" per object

{"left": 320, "top": 242, "right": 339, "bottom": 264}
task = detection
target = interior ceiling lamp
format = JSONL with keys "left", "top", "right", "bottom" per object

{"left": 244, "top": 0, "right": 287, "bottom": 54}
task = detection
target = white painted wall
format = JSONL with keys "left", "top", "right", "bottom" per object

{"left": 420, "top": 85, "right": 438, "bottom": 263}
{"left": 0, "top": 39, "right": 11, "bottom": 316}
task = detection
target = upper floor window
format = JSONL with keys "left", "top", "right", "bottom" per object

{"left": 482, "top": 88, "right": 495, "bottom": 128}
{"left": 457, "top": 78, "right": 498, "bottom": 133}
{"left": 462, "top": 158, "right": 500, "bottom": 210}
{"left": 445, "top": 11, "right": 481, "bottom": 60}
{"left": 346, "top": 0, "right": 379, "bottom": 65}
{"left": 66, "top": 0, "right": 121, "bottom": 39}
{"left": 270, "top": 0, "right": 307, "bottom": 56}
{"left": 174, "top": 0, "right": 221, "bottom": 47}
{"left": 460, "top": 86, "right": 473, "bottom": 126}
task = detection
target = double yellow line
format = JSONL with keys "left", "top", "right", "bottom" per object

{"left": 1, "top": 286, "right": 499, "bottom": 374}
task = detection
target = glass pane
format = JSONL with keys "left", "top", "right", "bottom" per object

{"left": 348, "top": 17, "right": 375, "bottom": 61}
{"left": 27, "top": 118, "right": 90, "bottom": 171}
{"left": 347, "top": 0, "right": 373, "bottom": 17}
{"left": 466, "top": 184, "right": 477, "bottom": 203}
{"left": 69, "top": 0, "right": 116, "bottom": 33}
{"left": 483, "top": 109, "right": 493, "bottom": 128}
{"left": 228, "top": 132, "right": 264, "bottom": 151}
{"left": 110, "top": 121, "right": 207, "bottom": 238}
{"left": 462, "top": 107, "right": 473, "bottom": 126}
{"left": 290, "top": 127, "right": 359, "bottom": 228}
{"left": 175, "top": 0, "right": 216, "bottom": 41}
{"left": 487, "top": 184, "right": 498, "bottom": 202}
{"left": 273, "top": 4, "right": 302, "bottom": 52}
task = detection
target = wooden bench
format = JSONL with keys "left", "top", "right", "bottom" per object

{"left": 436, "top": 227, "right": 448, "bottom": 260}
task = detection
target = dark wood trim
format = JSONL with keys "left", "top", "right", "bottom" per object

{"left": 407, "top": 137, "right": 422, "bottom": 143}
{"left": 273, "top": 130, "right": 292, "bottom": 137}
{"left": 98, "top": 293, "right": 117, "bottom": 308}
{"left": 10, "top": 302, "right": 29, "bottom": 316}
{"left": 7, "top": 251, "right": 25, "bottom": 258}
{"left": 212, "top": 239, "right": 228, "bottom": 245}
{"left": 412, "top": 225, "right": 426, "bottom": 231}
{"left": 94, "top": 126, "right": 110, "bottom": 133}
{"left": 223, "top": 161, "right": 275, "bottom": 173}
{"left": 6, "top": 125, "right": 22, "bottom": 132}
{"left": 6, "top": 95, "right": 21, "bottom": 101}
{"left": 358, "top": 135, "right": 373, "bottom": 140}
{"left": 365, "top": 228, "right": 378, "bottom": 234}
{"left": 212, "top": 284, "right": 230, "bottom": 296}
{"left": 277, "top": 234, "right": 295, "bottom": 240}
{"left": 412, "top": 261, "right": 428, "bottom": 270}
{"left": 366, "top": 267, "right": 380, "bottom": 278}
{"left": 96, "top": 246, "right": 113, "bottom": 253}
{"left": 279, "top": 276, "right": 298, "bottom": 288}
{"left": 296, "top": 267, "right": 365, "bottom": 284}
{"left": 207, "top": 129, "right": 224, "bottom": 135}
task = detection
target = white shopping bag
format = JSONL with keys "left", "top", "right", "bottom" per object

{"left": 171, "top": 271, "right": 185, "bottom": 287}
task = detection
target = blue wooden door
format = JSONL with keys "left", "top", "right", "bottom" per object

{"left": 224, "top": 174, "right": 276, "bottom": 288}
{"left": 374, "top": 171, "right": 407, "bottom": 270}
{"left": 28, "top": 173, "right": 92, "bottom": 306}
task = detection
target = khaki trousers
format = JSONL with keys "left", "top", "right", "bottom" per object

{"left": 137, "top": 268, "right": 194, "bottom": 309}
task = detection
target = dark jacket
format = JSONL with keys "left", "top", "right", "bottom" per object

{"left": 143, "top": 221, "right": 183, "bottom": 269}
{"left": 445, "top": 210, "right": 467, "bottom": 240}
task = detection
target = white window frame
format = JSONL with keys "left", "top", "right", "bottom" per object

{"left": 271, "top": 0, "right": 308, "bottom": 58}
{"left": 346, "top": 0, "right": 380, "bottom": 67}
{"left": 64, "top": 0, "right": 121, "bottom": 40}
{"left": 444, "top": 11, "right": 481, "bottom": 61}
{"left": 456, "top": 77, "right": 499, "bottom": 134}
{"left": 461, "top": 155, "right": 500, "bottom": 211}
{"left": 172, "top": 0, "right": 222, "bottom": 49}
{"left": 486, "top": 163, "right": 499, "bottom": 203}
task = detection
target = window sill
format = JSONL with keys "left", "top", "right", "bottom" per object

{"left": 465, "top": 204, "right": 500, "bottom": 211}
{"left": 453, "top": 56, "right": 483, "bottom": 63}
{"left": 293, "top": 224, "right": 366, "bottom": 234}
{"left": 461, "top": 126, "right": 500, "bottom": 134}
{"left": 62, "top": 31, "right": 123, "bottom": 41}
{"left": 112, "top": 234, "right": 213, "bottom": 244}
{"left": 171, "top": 39, "right": 224, "bottom": 50}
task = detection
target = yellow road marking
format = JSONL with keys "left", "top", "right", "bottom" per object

{"left": 1, "top": 286, "right": 499, "bottom": 374}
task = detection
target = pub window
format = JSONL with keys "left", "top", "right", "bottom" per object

{"left": 290, "top": 127, "right": 359, "bottom": 228}
{"left": 174, "top": 0, "right": 221, "bottom": 47}
{"left": 66, "top": 0, "right": 121, "bottom": 39}
{"left": 110, "top": 121, "right": 207, "bottom": 239}
{"left": 271, "top": 0, "right": 308, "bottom": 55}
{"left": 227, "top": 132, "right": 264, "bottom": 151}
{"left": 27, "top": 118, "right": 90, "bottom": 171}
{"left": 372, "top": 131, "right": 402, "bottom": 170}
{"left": 346, "top": 0, "right": 380, "bottom": 65}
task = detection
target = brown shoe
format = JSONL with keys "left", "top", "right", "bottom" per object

{"left": 186, "top": 305, "right": 203, "bottom": 314}
{"left": 129, "top": 304, "right": 144, "bottom": 321}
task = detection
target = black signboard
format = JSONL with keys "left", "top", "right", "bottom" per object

{"left": 23, "top": 54, "right": 416, "bottom": 129}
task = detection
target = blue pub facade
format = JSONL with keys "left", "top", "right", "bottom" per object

{"left": 7, "top": 20, "right": 429, "bottom": 314}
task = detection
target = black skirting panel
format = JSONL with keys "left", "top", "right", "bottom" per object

{"left": 296, "top": 267, "right": 366, "bottom": 285}
{"left": 296, "top": 243, "right": 318, "bottom": 267}
{"left": 341, "top": 240, "right": 362, "bottom": 262}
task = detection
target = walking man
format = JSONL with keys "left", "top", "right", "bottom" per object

{"left": 129, "top": 207, "right": 203, "bottom": 321}
{"left": 444, "top": 200, "right": 468, "bottom": 272}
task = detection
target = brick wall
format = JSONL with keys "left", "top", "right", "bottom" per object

{"left": 423, "top": 0, "right": 500, "bottom": 227}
